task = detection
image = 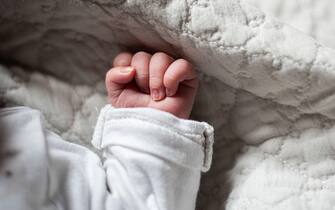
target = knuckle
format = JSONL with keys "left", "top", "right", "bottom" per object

{"left": 153, "top": 52, "right": 166, "bottom": 58}
{"left": 176, "top": 59, "right": 193, "bottom": 71}
{"left": 153, "top": 52, "right": 173, "bottom": 61}
{"left": 113, "top": 52, "right": 132, "bottom": 66}
{"left": 134, "top": 51, "right": 151, "bottom": 58}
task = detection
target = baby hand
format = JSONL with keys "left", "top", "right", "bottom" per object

{"left": 106, "top": 52, "right": 198, "bottom": 119}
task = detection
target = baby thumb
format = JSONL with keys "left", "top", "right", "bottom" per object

{"left": 106, "top": 66, "right": 136, "bottom": 98}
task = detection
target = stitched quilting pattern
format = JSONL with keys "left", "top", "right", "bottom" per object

{"left": 1, "top": 0, "right": 335, "bottom": 209}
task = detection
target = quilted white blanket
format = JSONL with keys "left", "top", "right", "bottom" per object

{"left": 1, "top": 0, "right": 335, "bottom": 209}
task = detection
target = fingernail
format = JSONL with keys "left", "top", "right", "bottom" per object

{"left": 120, "top": 66, "right": 134, "bottom": 73}
{"left": 152, "top": 89, "right": 161, "bottom": 101}
{"left": 166, "top": 88, "right": 173, "bottom": 97}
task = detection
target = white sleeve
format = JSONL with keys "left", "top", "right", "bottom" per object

{"left": 92, "top": 105, "right": 214, "bottom": 210}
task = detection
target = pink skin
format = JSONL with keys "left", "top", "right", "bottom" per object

{"left": 105, "top": 51, "right": 198, "bottom": 119}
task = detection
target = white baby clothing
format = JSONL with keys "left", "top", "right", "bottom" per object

{"left": 0, "top": 105, "right": 214, "bottom": 210}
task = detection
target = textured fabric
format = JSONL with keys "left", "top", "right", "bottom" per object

{"left": 0, "top": 106, "right": 214, "bottom": 210}
{"left": 2, "top": 0, "right": 335, "bottom": 209}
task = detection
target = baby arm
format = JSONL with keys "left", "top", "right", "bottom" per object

{"left": 92, "top": 52, "right": 214, "bottom": 210}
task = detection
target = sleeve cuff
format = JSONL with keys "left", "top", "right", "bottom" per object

{"left": 92, "top": 105, "right": 214, "bottom": 172}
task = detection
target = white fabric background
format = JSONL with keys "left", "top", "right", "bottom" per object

{"left": 1, "top": 0, "right": 335, "bottom": 209}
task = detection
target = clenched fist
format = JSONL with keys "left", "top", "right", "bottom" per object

{"left": 106, "top": 51, "right": 198, "bottom": 119}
